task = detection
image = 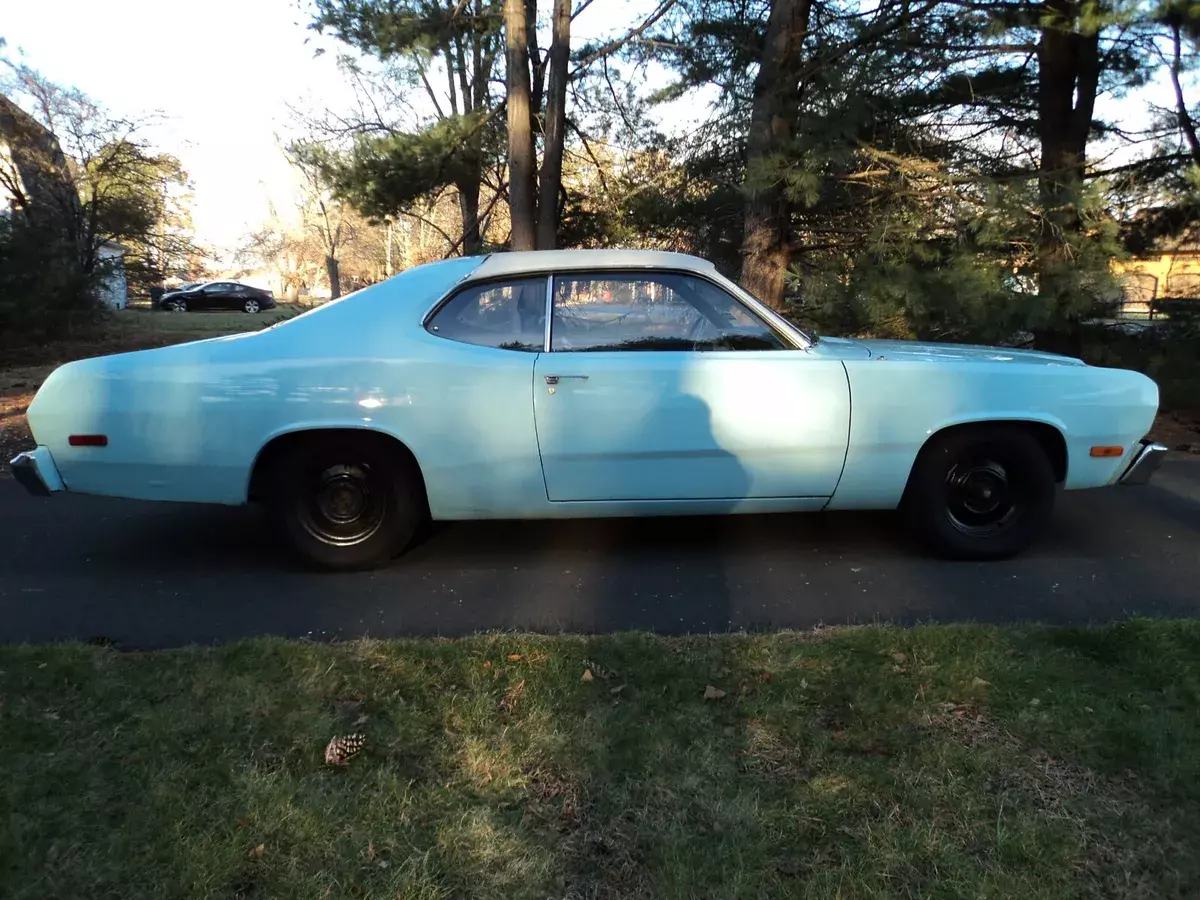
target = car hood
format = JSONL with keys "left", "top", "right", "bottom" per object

{"left": 813, "top": 336, "right": 1085, "bottom": 367}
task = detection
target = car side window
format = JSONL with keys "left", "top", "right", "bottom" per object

{"left": 427, "top": 277, "right": 547, "bottom": 352}
{"left": 549, "top": 272, "right": 785, "bottom": 352}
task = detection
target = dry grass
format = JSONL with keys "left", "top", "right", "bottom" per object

{"left": 1149, "top": 411, "right": 1200, "bottom": 452}
{"left": 1, "top": 621, "right": 1198, "bottom": 899}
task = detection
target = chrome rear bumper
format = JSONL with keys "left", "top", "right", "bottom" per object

{"left": 1118, "top": 440, "right": 1169, "bottom": 486}
{"left": 9, "top": 447, "right": 65, "bottom": 496}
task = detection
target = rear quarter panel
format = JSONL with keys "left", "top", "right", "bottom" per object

{"left": 26, "top": 258, "right": 544, "bottom": 509}
{"left": 828, "top": 359, "right": 1159, "bottom": 509}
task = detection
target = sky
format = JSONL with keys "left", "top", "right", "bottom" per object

{"left": 1, "top": 1, "right": 1187, "bottom": 258}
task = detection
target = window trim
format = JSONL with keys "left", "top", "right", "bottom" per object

{"left": 422, "top": 274, "right": 549, "bottom": 353}
{"left": 421, "top": 265, "right": 810, "bottom": 353}
{"left": 544, "top": 268, "right": 798, "bottom": 353}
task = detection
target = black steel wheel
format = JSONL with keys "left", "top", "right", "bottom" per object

{"left": 268, "top": 433, "right": 425, "bottom": 570}
{"left": 903, "top": 425, "right": 1056, "bottom": 560}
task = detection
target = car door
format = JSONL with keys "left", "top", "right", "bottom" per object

{"left": 206, "top": 283, "right": 236, "bottom": 310}
{"left": 532, "top": 271, "right": 851, "bottom": 502}
{"left": 417, "top": 276, "right": 550, "bottom": 516}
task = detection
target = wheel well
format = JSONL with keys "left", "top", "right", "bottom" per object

{"left": 246, "top": 428, "right": 427, "bottom": 503}
{"left": 916, "top": 420, "right": 1068, "bottom": 484}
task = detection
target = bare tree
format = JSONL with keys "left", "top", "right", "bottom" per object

{"left": 287, "top": 144, "right": 352, "bottom": 299}
{"left": 1, "top": 65, "right": 199, "bottom": 292}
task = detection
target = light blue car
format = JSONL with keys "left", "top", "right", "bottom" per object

{"left": 11, "top": 250, "right": 1166, "bottom": 569}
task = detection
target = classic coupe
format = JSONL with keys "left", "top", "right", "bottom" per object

{"left": 12, "top": 250, "right": 1166, "bottom": 570}
{"left": 157, "top": 281, "right": 276, "bottom": 314}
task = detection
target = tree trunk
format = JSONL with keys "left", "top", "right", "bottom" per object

{"left": 457, "top": 175, "right": 483, "bottom": 255}
{"left": 1168, "top": 17, "right": 1200, "bottom": 165}
{"left": 504, "top": 0, "right": 538, "bottom": 251}
{"left": 1034, "top": 0, "right": 1099, "bottom": 355}
{"left": 536, "top": 0, "right": 572, "bottom": 250}
{"left": 326, "top": 255, "right": 341, "bottom": 300}
{"left": 739, "top": 0, "right": 811, "bottom": 310}
{"left": 527, "top": 0, "right": 544, "bottom": 146}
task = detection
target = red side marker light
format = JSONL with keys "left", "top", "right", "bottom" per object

{"left": 68, "top": 434, "right": 108, "bottom": 447}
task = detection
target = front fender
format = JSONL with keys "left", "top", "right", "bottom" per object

{"left": 828, "top": 360, "right": 1159, "bottom": 510}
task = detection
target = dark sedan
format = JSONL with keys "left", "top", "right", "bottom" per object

{"left": 157, "top": 281, "right": 276, "bottom": 314}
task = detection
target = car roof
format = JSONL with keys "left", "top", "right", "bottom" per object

{"left": 464, "top": 249, "right": 716, "bottom": 281}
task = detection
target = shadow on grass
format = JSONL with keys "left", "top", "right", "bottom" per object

{"left": 3, "top": 624, "right": 1200, "bottom": 898}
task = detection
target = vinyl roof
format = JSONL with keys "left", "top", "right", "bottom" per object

{"left": 465, "top": 249, "right": 716, "bottom": 280}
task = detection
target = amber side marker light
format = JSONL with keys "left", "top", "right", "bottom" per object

{"left": 68, "top": 435, "right": 108, "bottom": 447}
{"left": 1089, "top": 446, "right": 1124, "bottom": 458}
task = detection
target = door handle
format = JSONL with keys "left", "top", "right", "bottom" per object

{"left": 544, "top": 374, "right": 588, "bottom": 385}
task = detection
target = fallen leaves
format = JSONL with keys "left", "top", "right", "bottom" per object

{"left": 249, "top": 844, "right": 265, "bottom": 859}
{"left": 499, "top": 678, "right": 526, "bottom": 713}
{"left": 581, "top": 669, "right": 594, "bottom": 683}
{"left": 704, "top": 685, "right": 726, "bottom": 701}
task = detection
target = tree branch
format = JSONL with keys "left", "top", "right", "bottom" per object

{"left": 414, "top": 55, "right": 448, "bottom": 119}
{"left": 570, "top": 0, "right": 678, "bottom": 76}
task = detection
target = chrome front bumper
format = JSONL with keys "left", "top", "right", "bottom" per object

{"left": 9, "top": 447, "right": 65, "bottom": 496}
{"left": 1118, "top": 440, "right": 1169, "bottom": 486}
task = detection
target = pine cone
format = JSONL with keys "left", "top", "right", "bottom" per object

{"left": 581, "top": 658, "right": 616, "bottom": 680}
{"left": 324, "top": 733, "right": 366, "bottom": 766}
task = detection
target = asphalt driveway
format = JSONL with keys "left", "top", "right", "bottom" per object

{"left": 2, "top": 458, "right": 1199, "bottom": 649}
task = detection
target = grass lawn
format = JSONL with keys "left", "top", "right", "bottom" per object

{"left": 2, "top": 621, "right": 1198, "bottom": 899}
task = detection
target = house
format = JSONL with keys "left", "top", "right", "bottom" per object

{"left": 1113, "top": 236, "right": 1200, "bottom": 319}
{"left": 96, "top": 241, "right": 128, "bottom": 310}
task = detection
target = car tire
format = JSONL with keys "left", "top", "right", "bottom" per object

{"left": 902, "top": 425, "right": 1056, "bottom": 560}
{"left": 243, "top": 298, "right": 261, "bottom": 314}
{"left": 267, "top": 433, "right": 425, "bottom": 571}
{"left": 170, "top": 299, "right": 187, "bottom": 312}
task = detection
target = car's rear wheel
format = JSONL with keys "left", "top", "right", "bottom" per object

{"left": 902, "top": 425, "right": 1056, "bottom": 560}
{"left": 243, "top": 298, "right": 261, "bottom": 314}
{"left": 267, "top": 433, "right": 425, "bottom": 570}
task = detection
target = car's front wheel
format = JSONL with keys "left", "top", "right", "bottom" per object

{"left": 902, "top": 425, "right": 1056, "bottom": 560}
{"left": 169, "top": 298, "right": 187, "bottom": 312}
{"left": 267, "top": 433, "right": 425, "bottom": 570}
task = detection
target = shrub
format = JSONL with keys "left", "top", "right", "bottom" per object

{"left": 0, "top": 216, "right": 99, "bottom": 339}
